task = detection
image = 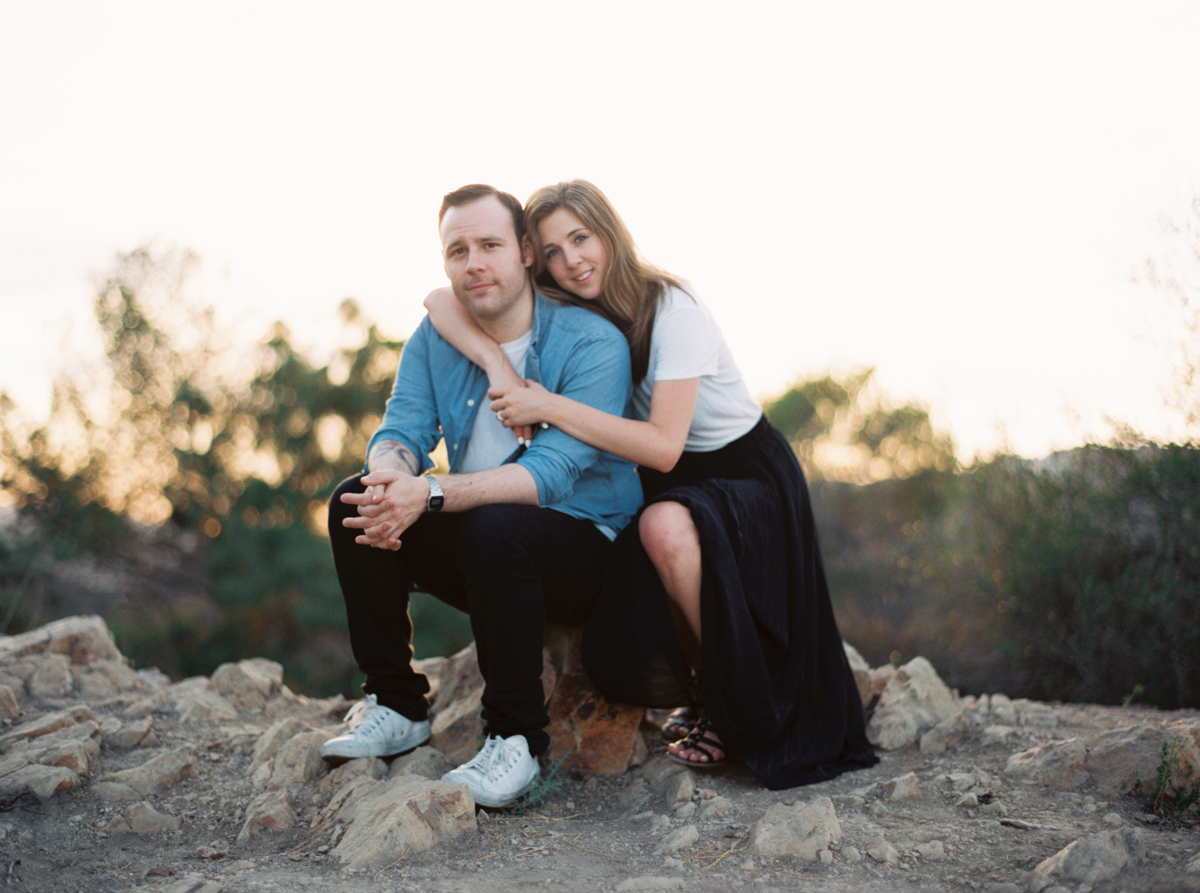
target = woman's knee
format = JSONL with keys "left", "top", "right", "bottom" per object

{"left": 638, "top": 502, "right": 699, "bottom": 565}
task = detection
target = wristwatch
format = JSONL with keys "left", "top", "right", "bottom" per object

{"left": 425, "top": 475, "right": 444, "bottom": 512}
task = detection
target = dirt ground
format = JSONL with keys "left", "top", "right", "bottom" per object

{"left": 2, "top": 691, "right": 1199, "bottom": 893}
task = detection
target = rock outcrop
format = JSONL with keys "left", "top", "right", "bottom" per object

{"left": 0, "top": 614, "right": 1196, "bottom": 892}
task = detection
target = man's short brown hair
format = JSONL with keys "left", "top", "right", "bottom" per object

{"left": 439, "top": 184, "right": 526, "bottom": 243}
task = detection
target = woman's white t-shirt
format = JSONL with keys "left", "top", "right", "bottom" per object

{"left": 632, "top": 284, "right": 762, "bottom": 452}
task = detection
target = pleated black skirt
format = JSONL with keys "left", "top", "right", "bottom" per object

{"left": 582, "top": 415, "right": 878, "bottom": 790}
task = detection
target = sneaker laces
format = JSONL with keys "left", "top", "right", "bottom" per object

{"left": 492, "top": 740, "right": 525, "bottom": 777}
{"left": 342, "top": 694, "right": 380, "bottom": 730}
{"left": 457, "top": 735, "right": 503, "bottom": 774}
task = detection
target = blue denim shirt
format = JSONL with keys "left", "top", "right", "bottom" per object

{"left": 368, "top": 292, "right": 643, "bottom": 534}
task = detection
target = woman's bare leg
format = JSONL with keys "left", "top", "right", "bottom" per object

{"left": 639, "top": 501, "right": 725, "bottom": 763}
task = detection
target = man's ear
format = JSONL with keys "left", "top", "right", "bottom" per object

{"left": 521, "top": 235, "right": 535, "bottom": 269}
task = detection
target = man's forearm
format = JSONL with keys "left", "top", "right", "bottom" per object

{"left": 346, "top": 462, "right": 540, "bottom": 551}
{"left": 438, "top": 463, "right": 539, "bottom": 512}
{"left": 367, "top": 440, "right": 420, "bottom": 476}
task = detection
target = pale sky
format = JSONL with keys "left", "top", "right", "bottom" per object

{"left": 2, "top": 2, "right": 1198, "bottom": 461}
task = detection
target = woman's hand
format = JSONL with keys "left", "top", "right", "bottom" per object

{"left": 486, "top": 365, "right": 534, "bottom": 445}
{"left": 490, "top": 380, "right": 556, "bottom": 430}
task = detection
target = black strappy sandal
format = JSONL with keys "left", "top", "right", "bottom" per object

{"left": 661, "top": 667, "right": 704, "bottom": 742}
{"left": 666, "top": 715, "right": 727, "bottom": 769}
{"left": 660, "top": 705, "right": 700, "bottom": 742}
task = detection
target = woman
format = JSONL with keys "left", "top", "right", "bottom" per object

{"left": 424, "top": 180, "right": 877, "bottom": 789}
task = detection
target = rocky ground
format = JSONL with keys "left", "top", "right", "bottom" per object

{"left": 1, "top": 616, "right": 1198, "bottom": 893}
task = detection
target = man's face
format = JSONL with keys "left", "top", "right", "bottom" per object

{"left": 440, "top": 195, "right": 533, "bottom": 324}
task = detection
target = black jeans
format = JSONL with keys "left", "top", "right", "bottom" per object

{"left": 327, "top": 474, "right": 611, "bottom": 756}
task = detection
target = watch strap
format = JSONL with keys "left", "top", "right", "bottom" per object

{"left": 425, "top": 475, "right": 445, "bottom": 512}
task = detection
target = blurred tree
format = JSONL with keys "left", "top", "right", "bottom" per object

{"left": 0, "top": 245, "right": 468, "bottom": 694}
{"left": 764, "top": 367, "right": 955, "bottom": 482}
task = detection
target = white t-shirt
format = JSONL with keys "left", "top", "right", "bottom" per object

{"left": 632, "top": 284, "right": 762, "bottom": 452}
{"left": 457, "top": 328, "right": 617, "bottom": 541}
{"left": 459, "top": 329, "right": 532, "bottom": 473}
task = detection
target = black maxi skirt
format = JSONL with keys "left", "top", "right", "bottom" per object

{"left": 582, "top": 415, "right": 878, "bottom": 790}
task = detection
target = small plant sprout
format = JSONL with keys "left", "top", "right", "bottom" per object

{"left": 1136, "top": 736, "right": 1200, "bottom": 822}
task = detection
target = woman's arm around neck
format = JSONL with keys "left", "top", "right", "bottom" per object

{"left": 491, "top": 376, "right": 699, "bottom": 473}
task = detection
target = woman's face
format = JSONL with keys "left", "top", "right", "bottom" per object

{"left": 536, "top": 207, "right": 609, "bottom": 300}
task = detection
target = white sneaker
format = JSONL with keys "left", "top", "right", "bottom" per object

{"left": 441, "top": 734, "right": 540, "bottom": 808}
{"left": 320, "top": 694, "right": 431, "bottom": 764}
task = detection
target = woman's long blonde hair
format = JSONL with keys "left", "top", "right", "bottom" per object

{"left": 525, "top": 180, "right": 686, "bottom": 383}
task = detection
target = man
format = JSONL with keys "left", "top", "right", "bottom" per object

{"left": 321, "top": 184, "right": 641, "bottom": 808}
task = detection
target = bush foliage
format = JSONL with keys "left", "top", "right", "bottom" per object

{"left": 0, "top": 246, "right": 470, "bottom": 696}
{"left": 2, "top": 246, "right": 1198, "bottom": 707}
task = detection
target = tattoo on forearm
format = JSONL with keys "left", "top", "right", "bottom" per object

{"left": 368, "top": 440, "right": 420, "bottom": 476}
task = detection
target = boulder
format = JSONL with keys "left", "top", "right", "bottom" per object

{"left": 0, "top": 615, "right": 124, "bottom": 665}
{"left": 124, "top": 690, "right": 169, "bottom": 719}
{"left": 0, "top": 762, "right": 80, "bottom": 800}
{"left": 843, "top": 642, "right": 871, "bottom": 704}
{"left": 0, "top": 685, "right": 18, "bottom": 720}
{"left": 543, "top": 626, "right": 644, "bottom": 774}
{"left": 1012, "top": 698, "right": 1058, "bottom": 729}
{"left": 915, "top": 840, "right": 947, "bottom": 860}
{"left": 329, "top": 776, "right": 476, "bottom": 870}
{"left": 989, "top": 692, "right": 1017, "bottom": 725}
{"left": 255, "top": 731, "right": 326, "bottom": 790}
{"left": 28, "top": 654, "right": 73, "bottom": 699}
{"left": 250, "top": 719, "right": 327, "bottom": 789}
{"left": 1085, "top": 722, "right": 1200, "bottom": 797}
{"left": 0, "top": 705, "right": 97, "bottom": 751}
{"left": 883, "top": 771, "right": 920, "bottom": 800}
{"left": 866, "top": 837, "right": 900, "bottom": 864}
{"left": 1005, "top": 737, "right": 1089, "bottom": 789}
{"left": 866, "top": 657, "right": 961, "bottom": 750}
{"left": 428, "top": 625, "right": 643, "bottom": 773}
{"left": 16, "top": 720, "right": 101, "bottom": 775}
{"left": 104, "top": 801, "right": 182, "bottom": 834}
{"left": 427, "top": 646, "right": 486, "bottom": 762}
{"left": 175, "top": 688, "right": 239, "bottom": 724}
{"left": 1034, "top": 827, "right": 1145, "bottom": 885}
{"left": 210, "top": 658, "right": 283, "bottom": 712}
{"left": 747, "top": 796, "right": 840, "bottom": 860}
{"left": 72, "top": 659, "right": 140, "bottom": 697}
{"left": 104, "top": 716, "right": 155, "bottom": 750}
{"left": 319, "top": 756, "right": 388, "bottom": 794}
{"left": 389, "top": 746, "right": 453, "bottom": 781}
{"left": 236, "top": 790, "right": 296, "bottom": 844}
{"left": 653, "top": 824, "right": 699, "bottom": 855}
{"left": 842, "top": 642, "right": 894, "bottom": 707}
{"left": 920, "top": 713, "right": 967, "bottom": 754}
{"left": 0, "top": 704, "right": 100, "bottom": 801}
{"left": 93, "top": 746, "right": 198, "bottom": 801}
{"left": 640, "top": 756, "right": 693, "bottom": 808}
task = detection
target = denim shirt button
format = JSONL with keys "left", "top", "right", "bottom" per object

{"left": 467, "top": 399, "right": 475, "bottom": 406}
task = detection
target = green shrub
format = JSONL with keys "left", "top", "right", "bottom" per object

{"left": 968, "top": 443, "right": 1200, "bottom": 707}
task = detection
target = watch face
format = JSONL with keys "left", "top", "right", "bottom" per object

{"left": 426, "top": 476, "right": 444, "bottom": 511}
